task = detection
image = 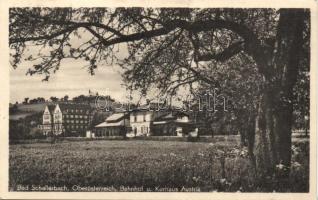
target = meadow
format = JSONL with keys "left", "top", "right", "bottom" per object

{"left": 9, "top": 137, "right": 309, "bottom": 192}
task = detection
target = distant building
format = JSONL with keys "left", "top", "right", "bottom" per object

{"left": 151, "top": 111, "right": 194, "bottom": 136}
{"left": 129, "top": 104, "right": 168, "bottom": 136}
{"left": 129, "top": 110, "right": 153, "bottom": 136}
{"left": 39, "top": 103, "right": 94, "bottom": 136}
{"left": 41, "top": 104, "right": 56, "bottom": 135}
{"left": 94, "top": 112, "right": 130, "bottom": 137}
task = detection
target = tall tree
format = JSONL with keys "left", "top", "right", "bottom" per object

{"left": 23, "top": 97, "right": 29, "bottom": 104}
{"left": 9, "top": 8, "right": 310, "bottom": 180}
{"left": 50, "top": 96, "right": 58, "bottom": 102}
{"left": 63, "top": 95, "right": 69, "bottom": 101}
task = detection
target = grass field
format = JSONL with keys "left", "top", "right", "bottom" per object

{"left": 9, "top": 138, "right": 309, "bottom": 192}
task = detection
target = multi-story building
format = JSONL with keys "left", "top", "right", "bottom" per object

{"left": 41, "top": 104, "right": 56, "bottom": 135}
{"left": 40, "top": 103, "right": 94, "bottom": 136}
{"left": 129, "top": 110, "right": 155, "bottom": 136}
{"left": 128, "top": 104, "right": 170, "bottom": 136}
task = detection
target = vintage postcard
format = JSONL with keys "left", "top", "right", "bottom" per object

{"left": 0, "top": 0, "right": 317, "bottom": 199}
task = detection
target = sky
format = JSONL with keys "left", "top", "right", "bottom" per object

{"left": 9, "top": 58, "right": 129, "bottom": 104}
{"left": 9, "top": 27, "right": 135, "bottom": 104}
{"left": 9, "top": 29, "right": 190, "bottom": 105}
{"left": 10, "top": 56, "right": 190, "bottom": 106}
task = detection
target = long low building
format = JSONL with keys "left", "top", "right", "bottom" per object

{"left": 151, "top": 111, "right": 195, "bottom": 136}
{"left": 94, "top": 109, "right": 195, "bottom": 137}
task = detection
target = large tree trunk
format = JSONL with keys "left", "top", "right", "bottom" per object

{"left": 246, "top": 113, "right": 257, "bottom": 175}
{"left": 254, "top": 92, "right": 275, "bottom": 177}
{"left": 252, "top": 9, "right": 306, "bottom": 184}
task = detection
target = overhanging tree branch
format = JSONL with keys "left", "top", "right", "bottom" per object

{"left": 10, "top": 11, "right": 125, "bottom": 38}
{"left": 9, "top": 25, "right": 80, "bottom": 45}
{"left": 196, "top": 41, "right": 244, "bottom": 62}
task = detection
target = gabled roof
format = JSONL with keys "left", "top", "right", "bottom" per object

{"left": 162, "top": 113, "right": 175, "bottom": 120}
{"left": 153, "top": 111, "right": 189, "bottom": 122}
{"left": 42, "top": 103, "right": 93, "bottom": 115}
{"left": 106, "top": 113, "right": 128, "bottom": 122}
{"left": 95, "top": 121, "right": 124, "bottom": 127}
{"left": 42, "top": 104, "right": 55, "bottom": 115}
{"left": 131, "top": 102, "right": 167, "bottom": 112}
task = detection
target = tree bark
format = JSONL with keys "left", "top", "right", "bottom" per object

{"left": 254, "top": 93, "right": 274, "bottom": 177}
{"left": 246, "top": 114, "right": 257, "bottom": 175}
{"left": 252, "top": 9, "right": 306, "bottom": 182}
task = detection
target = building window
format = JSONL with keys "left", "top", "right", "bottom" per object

{"left": 134, "top": 115, "right": 137, "bottom": 122}
{"left": 143, "top": 114, "right": 146, "bottom": 122}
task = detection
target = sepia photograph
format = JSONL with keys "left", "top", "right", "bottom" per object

{"left": 0, "top": 1, "right": 317, "bottom": 199}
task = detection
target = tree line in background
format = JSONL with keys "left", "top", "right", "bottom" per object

{"left": 13, "top": 93, "right": 116, "bottom": 105}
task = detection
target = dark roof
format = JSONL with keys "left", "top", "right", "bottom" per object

{"left": 153, "top": 111, "right": 189, "bottom": 122}
{"left": 47, "top": 105, "right": 56, "bottom": 113}
{"left": 106, "top": 112, "right": 129, "bottom": 123}
{"left": 130, "top": 102, "right": 167, "bottom": 112}
{"left": 42, "top": 103, "right": 93, "bottom": 115}
{"left": 58, "top": 103, "right": 93, "bottom": 112}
